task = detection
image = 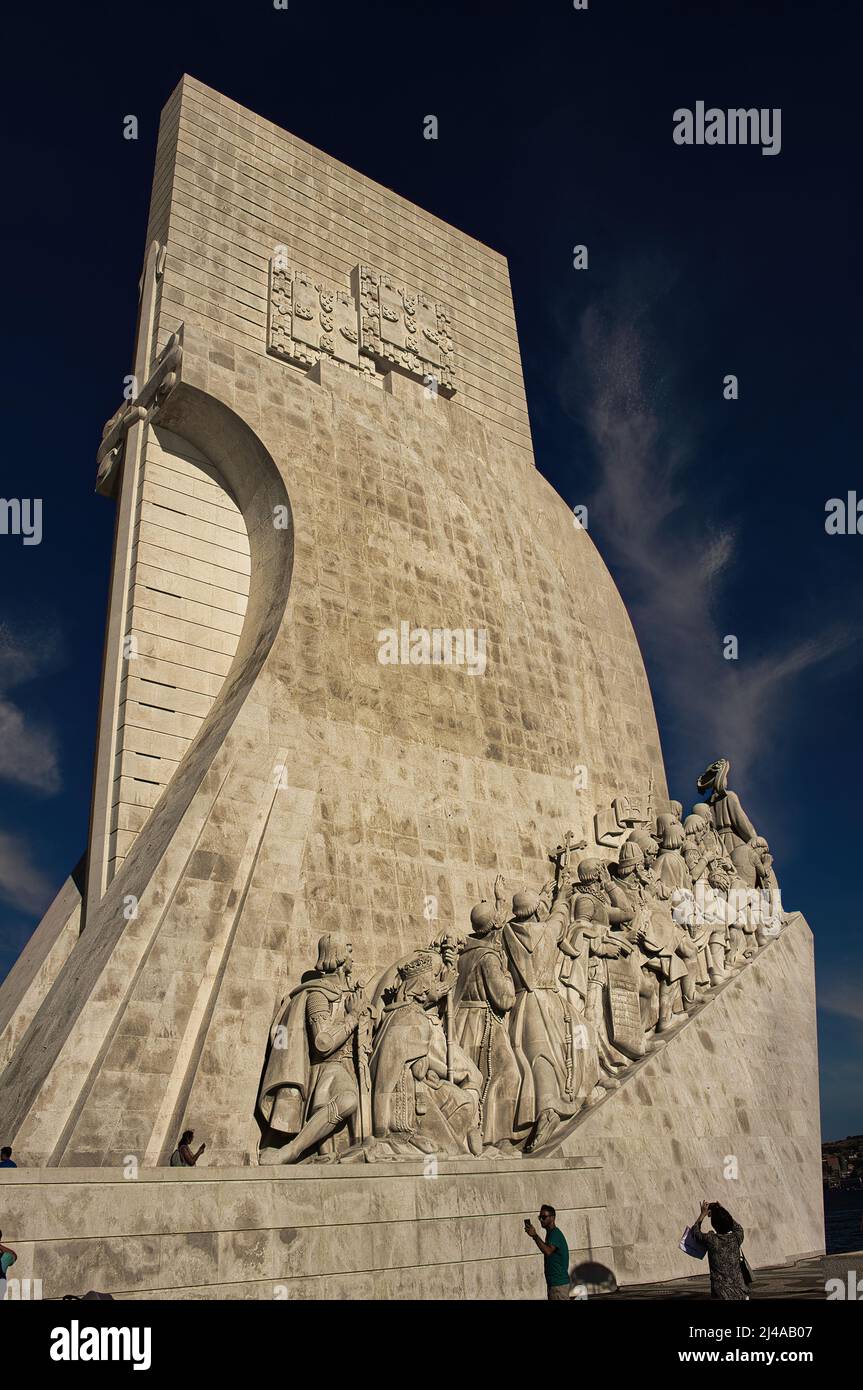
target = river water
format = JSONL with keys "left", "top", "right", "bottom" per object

{"left": 825, "top": 1187, "right": 863, "bottom": 1253}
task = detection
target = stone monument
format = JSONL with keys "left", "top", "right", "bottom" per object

{"left": 0, "top": 77, "right": 823, "bottom": 1299}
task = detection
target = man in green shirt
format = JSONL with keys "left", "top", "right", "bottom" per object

{"left": 524, "top": 1204, "right": 570, "bottom": 1299}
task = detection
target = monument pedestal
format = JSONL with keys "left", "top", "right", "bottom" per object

{"left": 1, "top": 1155, "right": 608, "bottom": 1301}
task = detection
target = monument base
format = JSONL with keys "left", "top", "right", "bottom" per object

{"left": 1, "top": 1155, "right": 609, "bottom": 1300}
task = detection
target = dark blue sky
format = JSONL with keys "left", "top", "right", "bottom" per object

{"left": 1, "top": 0, "right": 860, "bottom": 1138}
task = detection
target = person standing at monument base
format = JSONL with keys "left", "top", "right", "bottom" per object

{"left": 524, "top": 1205, "right": 571, "bottom": 1300}
{"left": 691, "top": 1199, "right": 749, "bottom": 1300}
{"left": 170, "top": 1130, "right": 205, "bottom": 1167}
{"left": 0, "top": 1230, "right": 17, "bottom": 1300}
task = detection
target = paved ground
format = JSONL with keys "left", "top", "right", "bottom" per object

{"left": 603, "top": 1250, "right": 863, "bottom": 1300}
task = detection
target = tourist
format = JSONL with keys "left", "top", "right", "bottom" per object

{"left": 691, "top": 1199, "right": 749, "bottom": 1299}
{"left": 0, "top": 1147, "right": 16, "bottom": 1168}
{"left": 524, "top": 1204, "right": 571, "bottom": 1299}
{"left": 169, "top": 1130, "right": 205, "bottom": 1166}
{"left": 0, "top": 1231, "right": 17, "bottom": 1299}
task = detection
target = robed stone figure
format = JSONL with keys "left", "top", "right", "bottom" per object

{"left": 453, "top": 885, "right": 520, "bottom": 1147}
{"left": 257, "top": 933, "right": 369, "bottom": 1164}
{"left": 502, "top": 875, "right": 595, "bottom": 1152}
{"left": 369, "top": 951, "right": 484, "bottom": 1156}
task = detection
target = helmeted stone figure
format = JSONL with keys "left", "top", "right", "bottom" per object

{"left": 257, "top": 933, "right": 369, "bottom": 1164}
{"left": 453, "top": 877, "right": 520, "bottom": 1146}
{"left": 626, "top": 826, "right": 661, "bottom": 874}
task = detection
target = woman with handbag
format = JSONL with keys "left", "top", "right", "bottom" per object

{"left": 691, "top": 1200, "right": 751, "bottom": 1300}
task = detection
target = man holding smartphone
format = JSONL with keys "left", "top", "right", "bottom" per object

{"left": 524, "top": 1205, "right": 570, "bottom": 1300}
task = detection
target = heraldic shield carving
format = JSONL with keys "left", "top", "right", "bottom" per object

{"left": 267, "top": 255, "right": 456, "bottom": 395}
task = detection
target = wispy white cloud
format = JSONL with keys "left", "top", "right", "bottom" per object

{"left": 819, "top": 978, "right": 863, "bottom": 1030}
{"left": 0, "top": 623, "right": 61, "bottom": 794}
{"left": 560, "top": 289, "right": 859, "bottom": 777}
{"left": 0, "top": 831, "right": 53, "bottom": 915}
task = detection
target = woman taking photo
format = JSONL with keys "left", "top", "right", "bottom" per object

{"left": 692, "top": 1199, "right": 750, "bottom": 1300}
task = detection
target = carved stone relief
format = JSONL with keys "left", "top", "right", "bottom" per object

{"left": 255, "top": 756, "right": 786, "bottom": 1165}
{"left": 352, "top": 264, "right": 456, "bottom": 395}
{"left": 266, "top": 255, "right": 457, "bottom": 394}
{"left": 268, "top": 261, "right": 369, "bottom": 373}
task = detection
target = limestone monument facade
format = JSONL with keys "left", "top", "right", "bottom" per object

{"left": 0, "top": 77, "right": 822, "bottom": 1299}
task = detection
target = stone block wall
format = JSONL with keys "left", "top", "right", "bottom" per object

{"left": 0, "top": 1155, "right": 608, "bottom": 1301}
{"left": 145, "top": 76, "right": 533, "bottom": 460}
{"left": 107, "top": 426, "right": 251, "bottom": 880}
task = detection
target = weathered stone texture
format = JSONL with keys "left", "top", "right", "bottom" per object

{"left": 0, "top": 1155, "right": 609, "bottom": 1301}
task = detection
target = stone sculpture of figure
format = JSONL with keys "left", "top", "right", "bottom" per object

{"left": 682, "top": 812, "right": 714, "bottom": 884}
{"left": 370, "top": 930, "right": 458, "bottom": 1010}
{"left": 699, "top": 858, "right": 749, "bottom": 972}
{"left": 608, "top": 841, "right": 692, "bottom": 1033}
{"left": 672, "top": 848, "right": 731, "bottom": 988}
{"left": 570, "top": 858, "right": 644, "bottom": 1084}
{"left": 696, "top": 758, "right": 758, "bottom": 855}
{"left": 626, "top": 826, "right": 661, "bottom": 876}
{"left": 656, "top": 820, "right": 691, "bottom": 893}
{"left": 452, "top": 875, "right": 521, "bottom": 1147}
{"left": 730, "top": 836, "right": 783, "bottom": 944}
{"left": 655, "top": 806, "right": 683, "bottom": 846}
{"left": 688, "top": 802, "right": 731, "bottom": 867}
{"left": 370, "top": 951, "right": 484, "bottom": 1156}
{"left": 502, "top": 875, "right": 595, "bottom": 1153}
{"left": 257, "top": 934, "right": 369, "bottom": 1165}
{"left": 669, "top": 887, "right": 713, "bottom": 995}
{"left": 608, "top": 840, "right": 667, "bottom": 1029}
{"left": 731, "top": 836, "right": 770, "bottom": 889}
